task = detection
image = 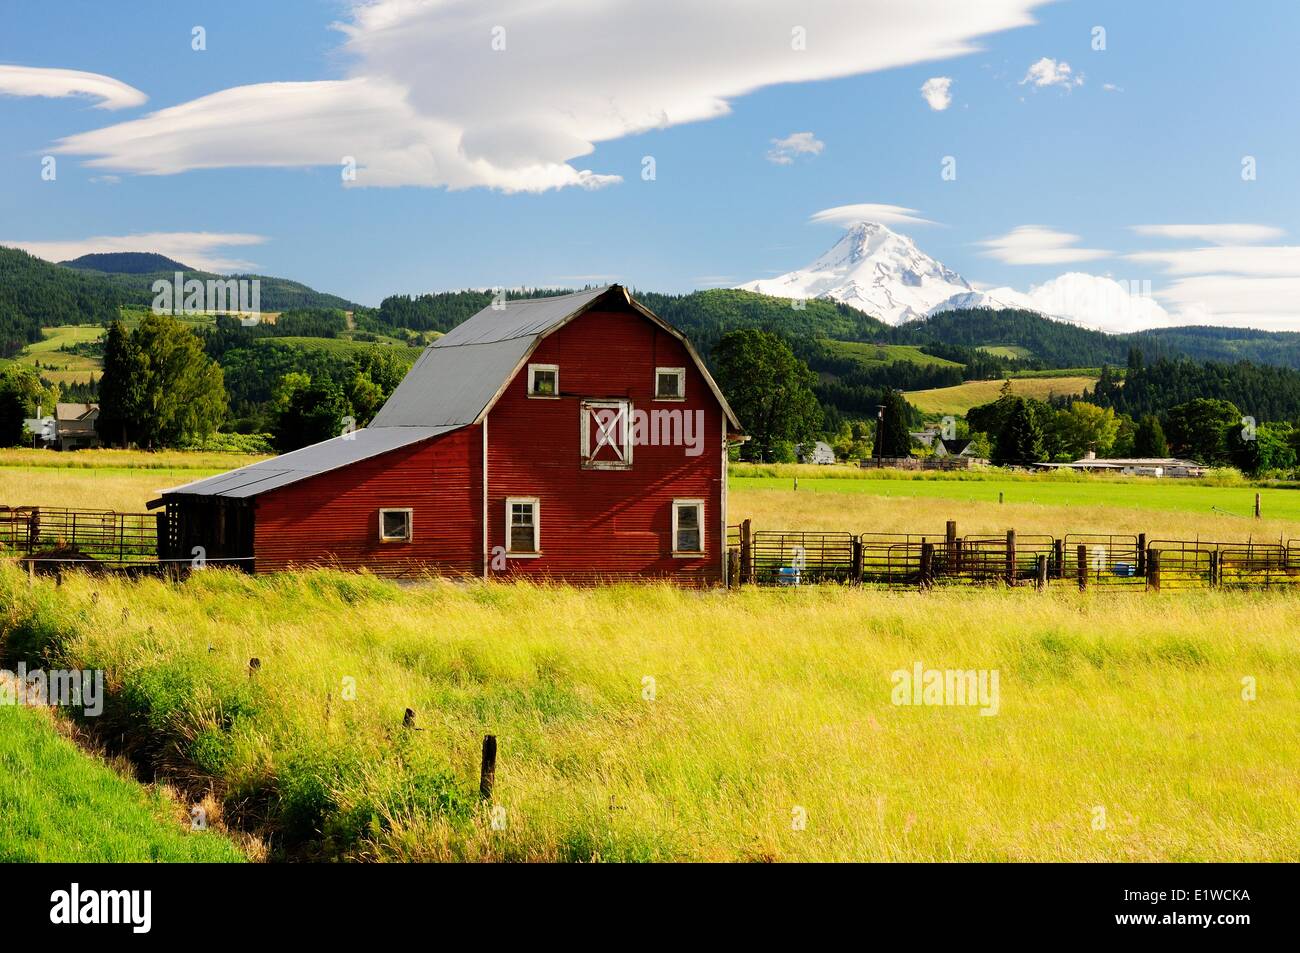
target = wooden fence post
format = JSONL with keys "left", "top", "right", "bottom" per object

{"left": 739, "top": 519, "right": 752, "bottom": 585}
{"left": 1053, "top": 538, "right": 1064, "bottom": 579}
{"left": 920, "top": 542, "right": 934, "bottom": 589}
{"left": 727, "top": 548, "right": 740, "bottom": 588}
{"left": 1148, "top": 549, "right": 1161, "bottom": 592}
{"left": 1136, "top": 533, "right": 1147, "bottom": 577}
{"left": 1255, "top": 493, "right": 1261, "bottom": 519}
{"left": 479, "top": 734, "right": 497, "bottom": 800}
{"left": 851, "top": 537, "right": 864, "bottom": 584}
{"left": 1005, "top": 530, "right": 1016, "bottom": 587}
{"left": 945, "top": 520, "right": 957, "bottom": 558}
{"left": 1208, "top": 550, "right": 1219, "bottom": 587}
{"left": 1035, "top": 554, "right": 1048, "bottom": 591}
{"left": 1077, "top": 544, "right": 1087, "bottom": 591}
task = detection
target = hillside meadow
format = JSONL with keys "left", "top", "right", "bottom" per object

{"left": 904, "top": 375, "right": 1099, "bottom": 415}
{"left": 1, "top": 567, "right": 1296, "bottom": 862}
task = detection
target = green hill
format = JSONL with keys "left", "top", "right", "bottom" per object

{"left": 62, "top": 251, "right": 193, "bottom": 274}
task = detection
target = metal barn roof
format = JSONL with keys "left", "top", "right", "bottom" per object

{"left": 158, "top": 425, "right": 456, "bottom": 500}
{"left": 161, "top": 284, "right": 738, "bottom": 502}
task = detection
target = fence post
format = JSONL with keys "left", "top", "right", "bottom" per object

{"left": 1255, "top": 493, "right": 1261, "bottom": 519}
{"left": 1208, "top": 550, "right": 1219, "bottom": 587}
{"left": 1148, "top": 549, "right": 1161, "bottom": 592}
{"left": 727, "top": 548, "right": 740, "bottom": 588}
{"left": 1005, "top": 530, "right": 1016, "bottom": 587}
{"left": 851, "top": 537, "right": 864, "bottom": 584}
{"left": 1053, "top": 538, "right": 1064, "bottom": 579}
{"left": 1137, "top": 533, "right": 1147, "bottom": 577}
{"left": 920, "top": 542, "right": 934, "bottom": 589}
{"left": 945, "top": 520, "right": 957, "bottom": 560}
{"left": 739, "top": 519, "right": 752, "bottom": 585}
{"left": 479, "top": 734, "right": 497, "bottom": 800}
{"left": 1077, "top": 544, "right": 1087, "bottom": 591}
{"left": 1035, "top": 554, "right": 1048, "bottom": 591}
{"left": 953, "top": 538, "right": 963, "bottom": 575}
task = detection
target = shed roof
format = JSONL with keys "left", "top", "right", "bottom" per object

{"left": 160, "top": 284, "right": 739, "bottom": 503}
{"left": 157, "top": 425, "right": 456, "bottom": 500}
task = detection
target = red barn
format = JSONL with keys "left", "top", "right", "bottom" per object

{"left": 154, "top": 286, "right": 743, "bottom": 585}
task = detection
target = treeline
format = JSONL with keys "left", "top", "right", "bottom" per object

{"left": 1089, "top": 351, "right": 1300, "bottom": 422}
{"left": 967, "top": 383, "right": 1300, "bottom": 475}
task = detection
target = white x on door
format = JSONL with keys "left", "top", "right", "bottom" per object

{"left": 580, "top": 399, "right": 633, "bottom": 470}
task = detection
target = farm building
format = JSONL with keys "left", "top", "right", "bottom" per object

{"left": 796, "top": 440, "right": 836, "bottom": 465}
{"left": 152, "top": 286, "right": 743, "bottom": 584}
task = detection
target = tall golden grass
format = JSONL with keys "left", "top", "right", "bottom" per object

{"left": 3, "top": 567, "right": 1296, "bottom": 861}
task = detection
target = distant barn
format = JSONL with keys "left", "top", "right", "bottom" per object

{"left": 152, "top": 286, "right": 743, "bottom": 585}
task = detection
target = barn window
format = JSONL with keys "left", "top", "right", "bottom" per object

{"left": 506, "top": 497, "right": 540, "bottom": 555}
{"left": 655, "top": 367, "right": 685, "bottom": 400}
{"left": 672, "top": 499, "right": 705, "bottom": 556}
{"left": 580, "top": 399, "right": 633, "bottom": 470}
{"left": 528, "top": 364, "right": 559, "bottom": 397}
{"left": 378, "top": 508, "right": 412, "bottom": 542}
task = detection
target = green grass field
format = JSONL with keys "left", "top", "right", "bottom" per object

{"left": 977, "top": 344, "right": 1032, "bottom": 360}
{"left": 0, "top": 705, "right": 245, "bottom": 862}
{"left": 905, "top": 376, "right": 1099, "bottom": 415}
{"left": 2, "top": 567, "right": 1296, "bottom": 862}
{"left": 821, "top": 339, "right": 962, "bottom": 369}
{"left": 261, "top": 336, "right": 423, "bottom": 362}
{"left": 12, "top": 325, "right": 104, "bottom": 386}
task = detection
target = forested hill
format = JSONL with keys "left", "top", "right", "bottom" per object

{"left": 0, "top": 247, "right": 130, "bottom": 355}
{"left": 62, "top": 252, "right": 193, "bottom": 274}
{"left": 1089, "top": 356, "right": 1300, "bottom": 422}
{"left": 0, "top": 246, "right": 361, "bottom": 356}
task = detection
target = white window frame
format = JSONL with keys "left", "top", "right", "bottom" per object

{"left": 378, "top": 507, "right": 413, "bottom": 543}
{"left": 671, "top": 498, "right": 705, "bottom": 557}
{"left": 527, "top": 363, "right": 560, "bottom": 398}
{"left": 580, "top": 399, "right": 633, "bottom": 470}
{"left": 654, "top": 367, "right": 686, "bottom": 401}
{"left": 505, "top": 497, "right": 541, "bottom": 557}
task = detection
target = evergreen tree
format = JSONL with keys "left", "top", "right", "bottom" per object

{"left": 273, "top": 378, "right": 350, "bottom": 453}
{"left": 993, "top": 397, "right": 1044, "bottom": 465}
{"left": 1132, "top": 414, "right": 1169, "bottom": 457}
{"left": 877, "top": 388, "right": 913, "bottom": 457}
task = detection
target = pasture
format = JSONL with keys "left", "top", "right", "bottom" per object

{"left": 904, "top": 375, "right": 1099, "bottom": 415}
{"left": 11, "top": 324, "right": 103, "bottom": 386}
{"left": 1, "top": 567, "right": 1296, "bottom": 861}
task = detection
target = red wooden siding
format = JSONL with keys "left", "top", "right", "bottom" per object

{"left": 485, "top": 306, "right": 725, "bottom": 585}
{"left": 253, "top": 425, "right": 482, "bottom": 576}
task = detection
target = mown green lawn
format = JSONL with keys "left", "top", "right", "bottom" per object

{"left": 731, "top": 473, "right": 1300, "bottom": 523}
{"left": 0, "top": 706, "right": 245, "bottom": 862}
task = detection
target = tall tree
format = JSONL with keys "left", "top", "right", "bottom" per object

{"left": 993, "top": 397, "right": 1044, "bottom": 465}
{"left": 712, "top": 329, "right": 822, "bottom": 461}
{"left": 1163, "top": 398, "right": 1240, "bottom": 464}
{"left": 272, "top": 377, "right": 350, "bottom": 453}
{"left": 1132, "top": 414, "right": 1169, "bottom": 457}
{"left": 876, "top": 388, "right": 913, "bottom": 457}
{"left": 98, "top": 315, "right": 226, "bottom": 447}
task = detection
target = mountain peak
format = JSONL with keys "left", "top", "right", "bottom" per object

{"left": 738, "top": 222, "right": 970, "bottom": 324}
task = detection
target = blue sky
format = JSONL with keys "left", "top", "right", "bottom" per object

{"left": 1, "top": 0, "right": 1297, "bottom": 328}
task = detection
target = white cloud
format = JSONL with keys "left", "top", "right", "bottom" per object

{"left": 1126, "top": 246, "right": 1300, "bottom": 277}
{"left": 1101, "top": 82, "right": 1122, "bottom": 93}
{"left": 53, "top": 0, "right": 1050, "bottom": 191}
{"left": 0, "top": 64, "right": 146, "bottom": 110}
{"left": 920, "top": 76, "right": 953, "bottom": 110}
{"left": 1020, "top": 57, "right": 1082, "bottom": 89}
{"left": 766, "top": 131, "right": 824, "bottom": 165}
{"left": 1154, "top": 276, "right": 1300, "bottom": 329}
{"left": 810, "top": 203, "right": 938, "bottom": 228}
{"left": 1129, "top": 223, "right": 1285, "bottom": 245}
{"left": 0, "top": 232, "right": 267, "bottom": 272}
{"left": 977, "top": 225, "right": 1109, "bottom": 265}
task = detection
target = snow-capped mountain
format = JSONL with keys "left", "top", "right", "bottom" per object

{"left": 739, "top": 222, "right": 1175, "bottom": 333}
{"left": 738, "top": 222, "right": 973, "bottom": 324}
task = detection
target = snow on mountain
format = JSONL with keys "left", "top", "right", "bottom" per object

{"left": 740, "top": 222, "right": 1175, "bottom": 333}
{"left": 738, "top": 221, "right": 973, "bottom": 324}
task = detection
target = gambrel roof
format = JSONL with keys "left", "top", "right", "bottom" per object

{"left": 158, "top": 285, "right": 739, "bottom": 502}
